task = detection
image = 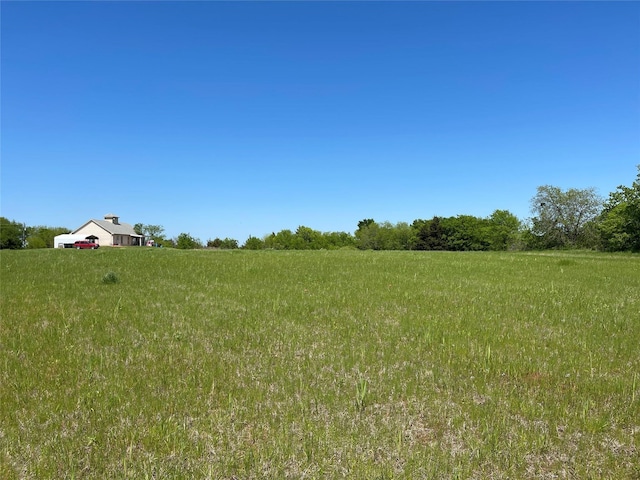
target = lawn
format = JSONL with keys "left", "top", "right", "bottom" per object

{"left": 1, "top": 248, "right": 638, "bottom": 479}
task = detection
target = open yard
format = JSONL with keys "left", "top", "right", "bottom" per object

{"left": 1, "top": 248, "right": 638, "bottom": 479}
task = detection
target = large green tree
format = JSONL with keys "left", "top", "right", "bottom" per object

{"left": 176, "top": 233, "right": 201, "bottom": 249}
{"left": 243, "top": 236, "right": 264, "bottom": 250}
{"left": 529, "top": 186, "right": 602, "bottom": 248}
{"left": 355, "top": 219, "right": 381, "bottom": 250}
{"left": 486, "top": 210, "right": 522, "bottom": 250}
{"left": 599, "top": 166, "right": 640, "bottom": 251}
{"left": 379, "top": 221, "right": 414, "bottom": 250}
{"left": 356, "top": 221, "right": 414, "bottom": 250}
{"left": 441, "top": 215, "right": 490, "bottom": 251}
{"left": 26, "top": 226, "right": 70, "bottom": 248}
{"left": 322, "top": 231, "right": 356, "bottom": 249}
{"left": 295, "top": 226, "right": 325, "bottom": 250}
{"left": 219, "top": 238, "right": 239, "bottom": 249}
{"left": 141, "top": 224, "right": 165, "bottom": 242}
{"left": 0, "top": 218, "right": 24, "bottom": 249}
{"left": 413, "top": 216, "right": 447, "bottom": 251}
{"left": 264, "top": 229, "right": 296, "bottom": 249}
{"left": 206, "top": 237, "right": 239, "bottom": 249}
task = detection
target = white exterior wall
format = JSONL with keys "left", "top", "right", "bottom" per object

{"left": 74, "top": 223, "right": 113, "bottom": 246}
{"left": 54, "top": 234, "right": 93, "bottom": 248}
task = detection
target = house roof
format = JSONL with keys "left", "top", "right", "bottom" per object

{"left": 73, "top": 219, "right": 142, "bottom": 237}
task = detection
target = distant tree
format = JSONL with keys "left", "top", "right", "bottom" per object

{"left": 243, "top": 236, "right": 264, "bottom": 250}
{"left": 414, "top": 216, "right": 446, "bottom": 250}
{"left": 486, "top": 210, "right": 522, "bottom": 250}
{"left": 143, "top": 224, "right": 165, "bottom": 241}
{"left": 412, "top": 214, "right": 520, "bottom": 251}
{"left": 207, "top": 237, "right": 239, "bottom": 249}
{"left": 322, "top": 231, "right": 356, "bottom": 249}
{"left": 26, "top": 236, "right": 48, "bottom": 249}
{"left": 208, "top": 238, "right": 223, "bottom": 248}
{"left": 219, "top": 238, "right": 239, "bottom": 249}
{"left": 263, "top": 227, "right": 356, "bottom": 250}
{"left": 579, "top": 219, "right": 603, "bottom": 250}
{"left": 357, "top": 219, "right": 376, "bottom": 230}
{"left": 176, "top": 233, "right": 201, "bottom": 249}
{"left": 264, "top": 230, "right": 295, "bottom": 249}
{"left": 26, "top": 226, "right": 69, "bottom": 248}
{"left": 134, "top": 223, "right": 144, "bottom": 235}
{"left": 598, "top": 165, "right": 640, "bottom": 251}
{"left": 31, "top": 227, "right": 71, "bottom": 248}
{"left": 0, "top": 217, "right": 24, "bottom": 249}
{"left": 530, "top": 186, "right": 603, "bottom": 248}
{"left": 441, "top": 215, "right": 491, "bottom": 251}
{"left": 395, "top": 222, "right": 416, "bottom": 250}
{"left": 355, "top": 220, "right": 381, "bottom": 250}
{"left": 409, "top": 219, "right": 427, "bottom": 250}
{"left": 370, "top": 221, "right": 415, "bottom": 250}
{"left": 295, "top": 226, "right": 326, "bottom": 249}
{"left": 263, "top": 232, "right": 276, "bottom": 249}
{"left": 280, "top": 228, "right": 299, "bottom": 249}
{"left": 375, "top": 222, "right": 398, "bottom": 250}
{"left": 162, "top": 237, "right": 176, "bottom": 248}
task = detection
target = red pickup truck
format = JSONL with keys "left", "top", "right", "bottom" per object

{"left": 74, "top": 240, "right": 99, "bottom": 249}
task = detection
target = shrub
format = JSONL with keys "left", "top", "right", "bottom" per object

{"left": 102, "top": 272, "right": 119, "bottom": 284}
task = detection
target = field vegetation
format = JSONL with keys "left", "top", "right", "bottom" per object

{"left": 1, "top": 248, "right": 638, "bottom": 478}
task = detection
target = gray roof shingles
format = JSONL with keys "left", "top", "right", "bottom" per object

{"left": 89, "top": 220, "right": 140, "bottom": 236}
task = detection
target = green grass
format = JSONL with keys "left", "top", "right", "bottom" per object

{"left": 1, "top": 248, "right": 639, "bottom": 478}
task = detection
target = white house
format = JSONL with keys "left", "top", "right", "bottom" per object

{"left": 54, "top": 214, "right": 144, "bottom": 248}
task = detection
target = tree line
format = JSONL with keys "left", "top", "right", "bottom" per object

{"left": 0, "top": 222, "right": 69, "bottom": 250}
{"left": 2, "top": 166, "right": 638, "bottom": 252}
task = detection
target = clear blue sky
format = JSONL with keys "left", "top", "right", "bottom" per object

{"left": 2, "top": 1, "right": 639, "bottom": 243}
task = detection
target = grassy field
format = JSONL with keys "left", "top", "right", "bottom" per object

{"left": 1, "top": 248, "right": 639, "bottom": 479}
